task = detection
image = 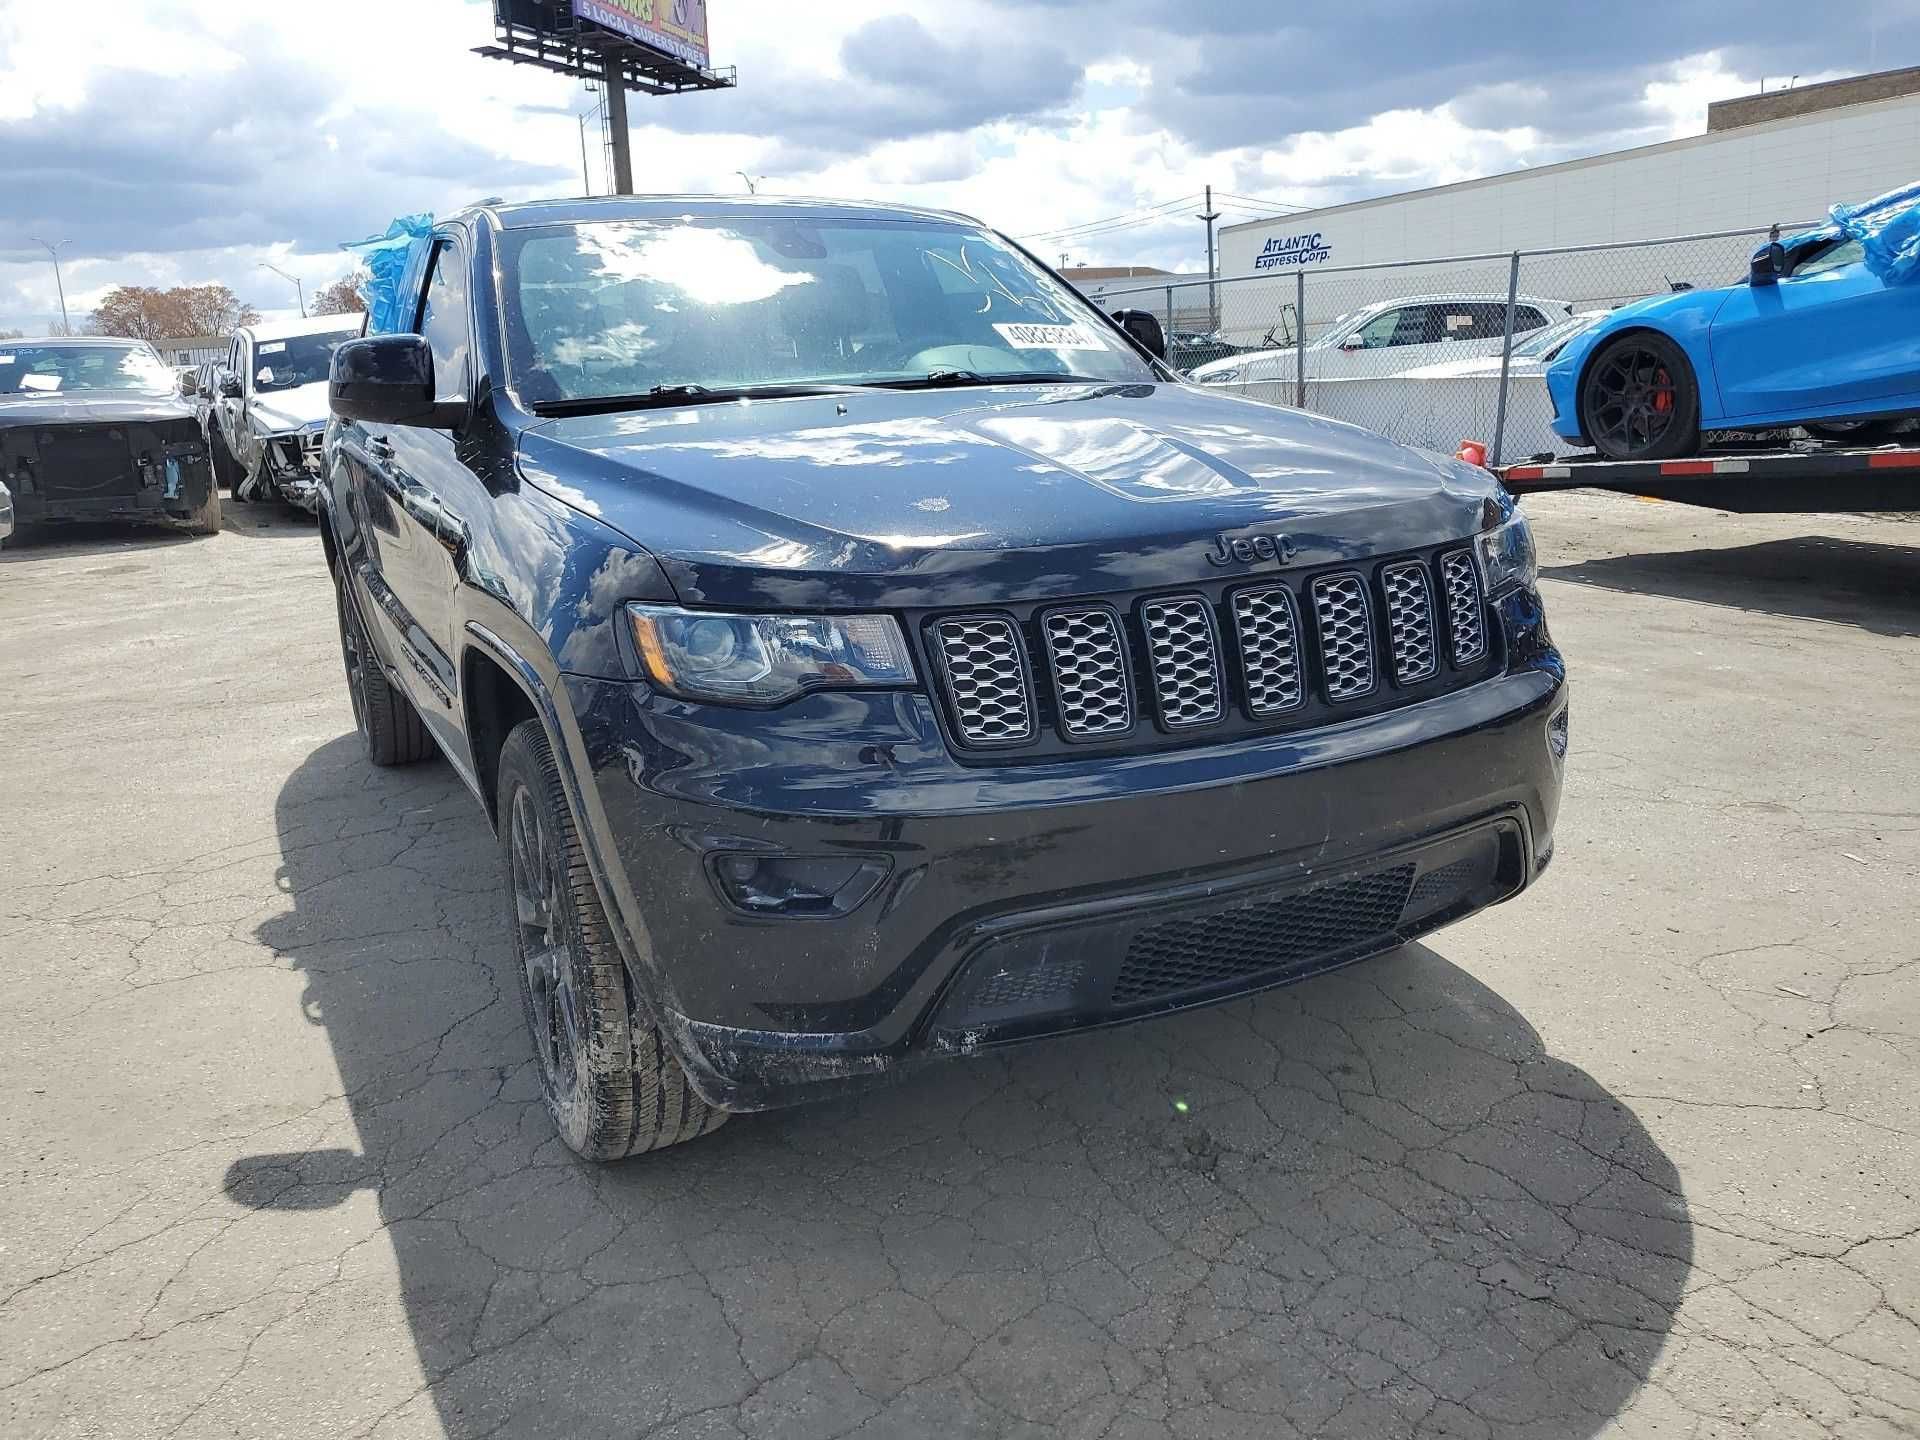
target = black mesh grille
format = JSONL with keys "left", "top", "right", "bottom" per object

{"left": 933, "top": 617, "right": 1033, "bottom": 745}
{"left": 1042, "top": 608, "right": 1132, "bottom": 738}
{"left": 1441, "top": 550, "right": 1487, "bottom": 666}
{"left": 1310, "top": 575, "right": 1377, "bottom": 701}
{"left": 1381, "top": 560, "right": 1438, "bottom": 684}
{"left": 967, "top": 954, "right": 1090, "bottom": 1009}
{"left": 1140, "top": 596, "right": 1223, "bottom": 728}
{"left": 1408, "top": 855, "right": 1486, "bottom": 909}
{"left": 1113, "top": 864, "right": 1417, "bottom": 1006}
{"left": 1232, "top": 585, "right": 1305, "bottom": 716}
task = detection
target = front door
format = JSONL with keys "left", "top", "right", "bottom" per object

{"left": 1709, "top": 239, "right": 1920, "bottom": 418}
{"left": 368, "top": 231, "right": 482, "bottom": 755}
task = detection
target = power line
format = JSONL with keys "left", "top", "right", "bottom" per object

{"left": 1217, "top": 190, "right": 1309, "bottom": 214}
{"left": 1018, "top": 193, "right": 1202, "bottom": 243}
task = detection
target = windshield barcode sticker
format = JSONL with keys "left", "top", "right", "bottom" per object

{"left": 258, "top": 342, "right": 287, "bottom": 355}
{"left": 992, "top": 322, "right": 1110, "bottom": 352}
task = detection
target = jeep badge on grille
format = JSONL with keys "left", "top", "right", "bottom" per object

{"left": 1205, "top": 531, "right": 1297, "bottom": 567}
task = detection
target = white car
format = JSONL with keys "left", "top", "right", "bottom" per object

{"left": 208, "top": 313, "right": 366, "bottom": 511}
{"left": 1317, "top": 312, "right": 1609, "bottom": 460}
{"left": 1189, "top": 293, "right": 1573, "bottom": 397}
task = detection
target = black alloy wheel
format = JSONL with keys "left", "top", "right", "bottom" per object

{"left": 1580, "top": 332, "right": 1700, "bottom": 461}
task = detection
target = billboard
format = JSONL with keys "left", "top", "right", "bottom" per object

{"left": 573, "top": 0, "right": 711, "bottom": 69}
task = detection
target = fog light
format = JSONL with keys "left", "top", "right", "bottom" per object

{"left": 1548, "top": 707, "right": 1569, "bottom": 759}
{"left": 710, "top": 853, "right": 890, "bottom": 918}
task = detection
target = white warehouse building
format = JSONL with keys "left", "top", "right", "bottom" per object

{"left": 1210, "top": 68, "right": 1920, "bottom": 346}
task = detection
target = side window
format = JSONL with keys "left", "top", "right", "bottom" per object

{"left": 1791, "top": 238, "right": 1865, "bottom": 278}
{"left": 1512, "top": 306, "right": 1549, "bottom": 334}
{"left": 416, "top": 238, "right": 473, "bottom": 401}
{"left": 1391, "top": 306, "right": 1440, "bottom": 346}
{"left": 1354, "top": 308, "right": 1404, "bottom": 348}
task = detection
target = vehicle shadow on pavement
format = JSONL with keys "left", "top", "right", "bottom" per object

{"left": 1541, "top": 533, "right": 1920, "bottom": 637}
{"left": 234, "top": 734, "right": 1691, "bottom": 1439}
{"left": 220, "top": 505, "right": 321, "bottom": 539}
{"left": 0, "top": 520, "right": 202, "bottom": 563}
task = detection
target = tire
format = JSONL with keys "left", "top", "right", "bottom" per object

{"left": 185, "top": 479, "right": 222, "bottom": 535}
{"left": 1579, "top": 331, "right": 1700, "bottom": 461}
{"left": 1803, "top": 416, "right": 1914, "bottom": 444}
{"left": 333, "top": 566, "right": 433, "bottom": 767}
{"left": 497, "top": 717, "right": 727, "bottom": 1161}
{"left": 209, "top": 427, "right": 244, "bottom": 497}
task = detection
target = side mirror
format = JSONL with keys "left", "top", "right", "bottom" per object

{"left": 330, "top": 334, "right": 457, "bottom": 428}
{"left": 177, "top": 371, "right": 198, "bottom": 397}
{"left": 1340, "top": 335, "right": 1366, "bottom": 351}
{"left": 1110, "top": 308, "right": 1166, "bottom": 360}
{"left": 1749, "top": 242, "right": 1787, "bottom": 287}
{"left": 217, "top": 372, "right": 242, "bottom": 399}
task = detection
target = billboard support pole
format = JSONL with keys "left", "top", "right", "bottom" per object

{"left": 603, "top": 53, "right": 634, "bottom": 195}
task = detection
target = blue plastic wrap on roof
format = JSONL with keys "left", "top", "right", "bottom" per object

{"left": 1830, "top": 181, "right": 1920, "bottom": 285}
{"left": 1780, "top": 182, "right": 1920, "bottom": 286}
{"left": 342, "top": 214, "right": 434, "bottom": 334}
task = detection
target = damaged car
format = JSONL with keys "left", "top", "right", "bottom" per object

{"left": 321, "top": 196, "right": 1567, "bottom": 1161}
{"left": 210, "top": 314, "right": 365, "bottom": 510}
{"left": 0, "top": 338, "right": 220, "bottom": 543}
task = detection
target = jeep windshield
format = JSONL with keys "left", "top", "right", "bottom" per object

{"left": 252, "top": 329, "right": 360, "bottom": 393}
{"left": 0, "top": 342, "right": 174, "bottom": 395}
{"left": 500, "top": 215, "right": 1158, "bottom": 412}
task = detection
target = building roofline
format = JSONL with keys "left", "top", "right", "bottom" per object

{"left": 1220, "top": 88, "right": 1920, "bottom": 237}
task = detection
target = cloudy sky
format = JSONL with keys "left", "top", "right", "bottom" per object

{"left": 1, "top": 0, "right": 1913, "bottom": 333}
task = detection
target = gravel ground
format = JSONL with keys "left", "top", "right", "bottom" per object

{"left": 1, "top": 491, "right": 1916, "bottom": 1439}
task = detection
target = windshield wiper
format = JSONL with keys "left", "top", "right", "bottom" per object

{"left": 872, "top": 370, "right": 1117, "bottom": 391}
{"left": 530, "top": 381, "right": 875, "bottom": 418}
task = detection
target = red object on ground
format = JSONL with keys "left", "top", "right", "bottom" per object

{"left": 1456, "top": 440, "right": 1488, "bottom": 467}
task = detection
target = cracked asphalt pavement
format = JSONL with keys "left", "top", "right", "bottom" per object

{"left": 2, "top": 494, "right": 1917, "bottom": 1438}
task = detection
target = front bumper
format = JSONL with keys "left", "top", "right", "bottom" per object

{"left": 563, "top": 595, "right": 1567, "bottom": 1111}
{"left": 261, "top": 431, "right": 325, "bottom": 511}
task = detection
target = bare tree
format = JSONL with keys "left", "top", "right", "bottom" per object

{"left": 89, "top": 285, "right": 261, "bottom": 340}
{"left": 311, "top": 274, "right": 368, "bottom": 317}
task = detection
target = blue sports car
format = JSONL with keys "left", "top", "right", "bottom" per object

{"left": 1547, "top": 184, "right": 1920, "bottom": 459}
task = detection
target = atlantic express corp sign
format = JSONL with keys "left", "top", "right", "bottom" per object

{"left": 1253, "top": 232, "right": 1333, "bottom": 270}
{"left": 573, "top": 0, "right": 712, "bottom": 69}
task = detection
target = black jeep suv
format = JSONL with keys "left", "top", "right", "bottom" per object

{"left": 321, "top": 196, "right": 1566, "bottom": 1161}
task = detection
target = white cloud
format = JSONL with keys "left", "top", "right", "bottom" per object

{"left": 0, "top": 2, "right": 1903, "bottom": 333}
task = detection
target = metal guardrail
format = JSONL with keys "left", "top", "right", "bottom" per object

{"left": 1090, "top": 222, "right": 1818, "bottom": 465}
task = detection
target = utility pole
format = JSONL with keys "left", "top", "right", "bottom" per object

{"left": 260, "top": 263, "right": 306, "bottom": 318}
{"left": 603, "top": 52, "right": 634, "bottom": 195}
{"left": 32, "top": 238, "right": 71, "bottom": 335}
{"left": 1197, "top": 185, "right": 1220, "bottom": 331}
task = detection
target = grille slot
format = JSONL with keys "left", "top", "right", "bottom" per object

{"left": 1440, "top": 550, "right": 1486, "bottom": 665}
{"left": 1112, "top": 864, "right": 1417, "bottom": 1006}
{"left": 1231, "top": 585, "right": 1305, "bottom": 716}
{"left": 1042, "top": 608, "right": 1132, "bottom": 739}
{"left": 1310, "top": 575, "right": 1377, "bottom": 701}
{"left": 1140, "top": 596, "right": 1224, "bottom": 729}
{"left": 933, "top": 616, "right": 1034, "bottom": 746}
{"left": 1380, "top": 560, "right": 1438, "bottom": 684}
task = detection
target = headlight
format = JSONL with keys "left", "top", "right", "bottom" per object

{"left": 1474, "top": 511, "right": 1537, "bottom": 596}
{"left": 626, "top": 604, "right": 916, "bottom": 706}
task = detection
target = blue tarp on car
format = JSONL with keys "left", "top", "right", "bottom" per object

{"left": 1784, "top": 182, "right": 1920, "bottom": 286}
{"left": 342, "top": 215, "right": 435, "bottom": 335}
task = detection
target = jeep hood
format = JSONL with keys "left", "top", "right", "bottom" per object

{"left": 251, "top": 381, "right": 330, "bottom": 432}
{"left": 518, "top": 381, "right": 1501, "bottom": 609}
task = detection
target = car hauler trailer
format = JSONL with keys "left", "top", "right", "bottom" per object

{"left": 1498, "top": 441, "right": 1920, "bottom": 513}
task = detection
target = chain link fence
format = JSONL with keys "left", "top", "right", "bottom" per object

{"left": 1090, "top": 224, "right": 1807, "bottom": 465}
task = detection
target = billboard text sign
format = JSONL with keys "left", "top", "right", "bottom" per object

{"left": 573, "top": 0, "right": 711, "bottom": 69}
